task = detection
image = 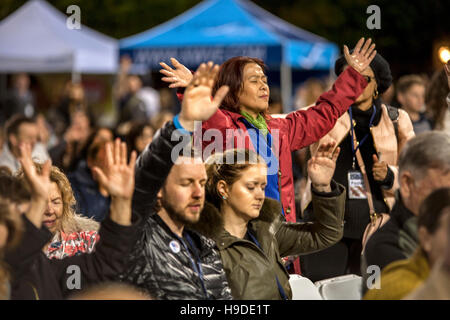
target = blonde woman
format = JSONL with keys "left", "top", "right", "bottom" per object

{"left": 19, "top": 164, "right": 99, "bottom": 259}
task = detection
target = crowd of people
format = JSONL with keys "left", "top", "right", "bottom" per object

{"left": 0, "top": 37, "right": 449, "bottom": 300}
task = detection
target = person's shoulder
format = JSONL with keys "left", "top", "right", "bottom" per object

{"left": 365, "top": 218, "right": 401, "bottom": 256}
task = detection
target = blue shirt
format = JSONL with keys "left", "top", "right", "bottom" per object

{"left": 240, "top": 118, "right": 283, "bottom": 215}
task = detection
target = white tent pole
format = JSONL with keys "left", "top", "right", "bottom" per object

{"left": 71, "top": 70, "right": 81, "bottom": 83}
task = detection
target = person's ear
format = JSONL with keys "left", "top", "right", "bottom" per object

{"left": 399, "top": 171, "right": 413, "bottom": 200}
{"left": 9, "top": 134, "right": 18, "bottom": 147}
{"left": 217, "top": 180, "right": 229, "bottom": 200}
{"left": 397, "top": 92, "right": 405, "bottom": 106}
{"left": 418, "top": 226, "right": 432, "bottom": 255}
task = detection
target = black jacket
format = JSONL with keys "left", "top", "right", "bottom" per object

{"left": 364, "top": 194, "right": 418, "bottom": 271}
{"left": 4, "top": 215, "right": 139, "bottom": 300}
{"left": 121, "top": 121, "right": 232, "bottom": 300}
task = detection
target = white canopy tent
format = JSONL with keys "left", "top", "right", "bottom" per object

{"left": 0, "top": 0, "right": 118, "bottom": 76}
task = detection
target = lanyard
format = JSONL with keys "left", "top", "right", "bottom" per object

{"left": 349, "top": 106, "right": 376, "bottom": 169}
{"left": 177, "top": 233, "right": 209, "bottom": 299}
{"left": 246, "top": 229, "right": 288, "bottom": 300}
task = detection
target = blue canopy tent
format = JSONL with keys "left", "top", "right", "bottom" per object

{"left": 120, "top": 0, "right": 339, "bottom": 110}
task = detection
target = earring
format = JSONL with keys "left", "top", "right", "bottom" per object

{"left": 373, "top": 88, "right": 379, "bottom": 99}
{"left": 221, "top": 195, "right": 227, "bottom": 200}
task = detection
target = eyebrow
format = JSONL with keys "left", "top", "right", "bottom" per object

{"left": 248, "top": 75, "right": 267, "bottom": 79}
{"left": 179, "top": 178, "right": 207, "bottom": 183}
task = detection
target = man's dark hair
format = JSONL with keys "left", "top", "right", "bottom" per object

{"left": 396, "top": 74, "right": 425, "bottom": 94}
{"left": 5, "top": 114, "right": 35, "bottom": 138}
{"left": 418, "top": 187, "right": 450, "bottom": 234}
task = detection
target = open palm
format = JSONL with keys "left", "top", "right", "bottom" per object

{"left": 160, "top": 58, "right": 193, "bottom": 88}
{"left": 179, "top": 62, "right": 229, "bottom": 128}
{"left": 92, "top": 139, "right": 137, "bottom": 200}
{"left": 18, "top": 143, "right": 52, "bottom": 200}
{"left": 344, "top": 37, "right": 377, "bottom": 74}
{"left": 308, "top": 142, "right": 340, "bottom": 187}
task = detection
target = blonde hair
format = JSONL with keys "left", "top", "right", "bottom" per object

{"left": 18, "top": 164, "right": 79, "bottom": 234}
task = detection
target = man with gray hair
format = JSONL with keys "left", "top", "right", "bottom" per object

{"left": 364, "top": 131, "right": 450, "bottom": 272}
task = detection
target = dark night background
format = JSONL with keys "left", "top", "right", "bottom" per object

{"left": 2, "top": 0, "right": 448, "bottom": 77}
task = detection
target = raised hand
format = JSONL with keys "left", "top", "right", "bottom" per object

{"left": 179, "top": 61, "right": 229, "bottom": 131}
{"left": 92, "top": 139, "right": 137, "bottom": 201}
{"left": 92, "top": 139, "right": 137, "bottom": 226}
{"left": 308, "top": 142, "right": 340, "bottom": 193}
{"left": 18, "top": 143, "right": 52, "bottom": 228}
{"left": 343, "top": 37, "right": 377, "bottom": 74}
{"left": 372, "top": 154, "right": 388, "bottom": 181}
{"left": 160, "top": 58, "right": 193, "bottom": 88}
{"left": 19, "top": 143, "right": 52, "bottom": 201}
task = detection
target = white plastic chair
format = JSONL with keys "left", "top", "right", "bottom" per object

{"left": 314, "top": 274, "right": 363, "bottom": 300}
{"left": 289, "top": 274, "right": 323, "bottom": 300}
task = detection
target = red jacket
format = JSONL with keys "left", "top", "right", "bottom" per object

{"left": 196, "top": 67, "right": 367, "bottom": 222}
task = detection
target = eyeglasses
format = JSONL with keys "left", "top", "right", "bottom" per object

{"left": 363, "top": 75, "right": 376, "bottom": 83}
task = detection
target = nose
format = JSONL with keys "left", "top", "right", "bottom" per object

{"left": 260, "top": 81, "right": 268, "bottom": 90}
{"left": 191, "top": 182, "right": 204, "bottom": 199}
{"left": 46, "top": 201, "right": 54, "bottom": 215}
{"left": 256, "top": 187, "right": 265, "bottom": 201}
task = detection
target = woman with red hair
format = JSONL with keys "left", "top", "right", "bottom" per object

{"left": 160, "top": 38, "right": 375, "bottom": 230}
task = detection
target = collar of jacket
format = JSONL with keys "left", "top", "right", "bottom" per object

{"left": 220, "top": 109, "right": 274, "bottom": 131}
{"left": 391, "top": 192, "right": 416, "bottom": 226}
{"left": 189, "top": 197, "right": 283, "bottom": 250}
{"left": 350, "top": 103, "right": 383, "bottom": 127}
{"left": 151, "top": 212, "right": 215, "bottom": 259}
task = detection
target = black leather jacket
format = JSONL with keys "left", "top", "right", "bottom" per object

{"left": 121, "top": 121, "right": 232, "bottom": 300}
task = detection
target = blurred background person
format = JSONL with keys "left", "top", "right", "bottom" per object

{"left": 0, "top": 201, "right": 24, "bottom": 300}
{"left": 68, "top": 140, "right": 111, "bottom": 222}
{"left": 267, "top": 87, "right": 283, "bottom": 114}
{"left": 114, "top": 56, "right": 161, "bottom": 129}
{"left": 396, "top": 74, "right": 432, "bottom": 134}
{"left": 0, "top": 115, "right": 49, "bottom": 174}
{"left": 0, "top": 171, "right": 30, "bottom": 300}
{"left": 1, "top": 73, "right": 35, "bottom": 125}
{"left": 293, "top": 77, "right": 327, "bottom": 110}
{"left": 125, "top": 121, "right": 154, "bottom": 158}
{"left": 364, "top": 187, "right": 450, "bottom": 300}
{"left": 363, "top": 132, "right": 450, "bottom": 287}
{"left": 49, "top": 110, "right": 93, "bottom": 172}
{"left": 47, "top": 81, "right": 89, "bottom": 139}
{"left": 150, "top": 110, "right": 175, "bottom": 131}
{"left": 425, "top": 61, "right": 450, "bottom": 134}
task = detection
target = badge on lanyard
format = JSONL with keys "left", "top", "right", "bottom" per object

{"left": 348, "top": 170, "right": 367, "bottom": 199}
